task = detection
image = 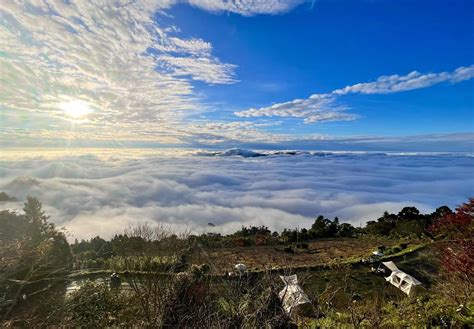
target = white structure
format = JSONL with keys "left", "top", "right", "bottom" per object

{"left": 363, "top": 250, "right": 384, "bottom": 263}
{"left": 234, "top": 263, "right": 247, "bottom": 275}
{"left": 382, "top": 261, "right": 423, "bottom": 296}
{"left": 279, "top": 275, "right": 312, "bottom": 315}
{"left": 372, "top": 251, "right": 384, "bottom": 258}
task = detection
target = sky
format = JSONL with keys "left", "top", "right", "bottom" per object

{"left": 1, "top": 1, "right": 473, "bottom": 238}
{"left": 1, "top": 0, "right": 473, "bottom": 151}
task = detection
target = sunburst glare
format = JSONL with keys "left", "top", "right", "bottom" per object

{"left": 59, "top": 100, "right": 93, "bottom": 119}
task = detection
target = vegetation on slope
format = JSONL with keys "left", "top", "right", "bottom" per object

{"left": 0, "top": 193, "right": 472, "bottom": 327}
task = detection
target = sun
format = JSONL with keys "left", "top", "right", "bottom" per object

{"left": 60, "top": 100, "right": 93, "bottom": 119}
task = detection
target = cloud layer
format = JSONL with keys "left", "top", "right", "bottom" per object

{"left": 1, "top": 149, "right": 472, "bottom": 240}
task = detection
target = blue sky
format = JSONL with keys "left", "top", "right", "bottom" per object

{"left": 169, "top": 0, "right": 474, "bottom": 136}
{"left": 0, "top": 0, "right": 473, "bottom": 150}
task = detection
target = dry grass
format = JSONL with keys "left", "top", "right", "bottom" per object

{"left": 196, "top": 237, "right": 408, "bottom": 273}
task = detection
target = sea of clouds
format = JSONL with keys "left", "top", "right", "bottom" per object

{"left": 0, "top": 149, "right": 473, "bottom": 240}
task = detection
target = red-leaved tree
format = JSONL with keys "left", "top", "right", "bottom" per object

{"left": 429, "top": 198, "right": 473, "bottom": 305}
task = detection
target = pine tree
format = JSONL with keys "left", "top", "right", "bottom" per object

{"left": 23, "top": 196, "right": 53, "bottom": 242}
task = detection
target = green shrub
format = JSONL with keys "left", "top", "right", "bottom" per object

{"left": 380, "top": 295, "right": 468, "bottom": 328}
{"left": 385, "top": 246, "right": 402, "bottom": 255}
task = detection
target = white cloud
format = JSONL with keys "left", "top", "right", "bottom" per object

{"left": 235, "top": 94, "right": 357, "bottom": 123}
{"left": 333, "top": 65, "right": 474, "bottom": 95}
{"left": 1, "top": 149, "right": 472, "bottom": 240}
{"left": 186, "top": 0, "right": 304, "bottom": 16}
{"left": 159, "top": 55, "right": 237, "bottom": 84}
{"left": 235, "top": 65, "right": 474, "bottom": 123}
{"left": 184, "top": 121, "right": 290, "bottom": 144}
{"left": 0, "top": 0, "right": 237, "bottom": 143}
{"left": 168, "top": 37, "right": 213, "bottom": 56}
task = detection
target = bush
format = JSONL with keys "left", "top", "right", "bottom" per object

{"left": 380, "top": 295, "right": 468, "bottom": 328}
{"left": 213, "top": 279, "right": 295, "bottom": 328}
{"left": 399, "top": 243, "right": 408, "bottom": 249}
{"left": 66, "top": 281, "right": 133, "bottom": 327}
{"left": 296, "top": 242, "right": 309, "bottom": 249}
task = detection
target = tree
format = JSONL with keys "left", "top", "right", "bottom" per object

{"left": 234, "top": 226, "right": 271, "bottom": 237}
{"left": 281, "top": 229, "right": 297, "bottom": 243}
{"left": 380, "top": 211, "right": 398, "bottom": 224}
{"left": 23, "top": 196, "right": 54, "bottom": 242}
{"left": 0, "top": 210, "right": 28, "bottom": 240}
{"left": 327, "top": 218, "right": 339, "bottom": 237}
{"left": 430, "top": 198, "right": 473, "bottom": 275}
{"left": 299, "top": 228, "right": 310, "bottom": 241}
{"left": 309, "top": 216, "right": 344, "bottom": 238}
{"left": 397, "top": 207, "right": 420, "bottom": 221}
{"left": 432, "top": 206, "right": 453, "bottom": 219}
{"left": 310, "top": 216, "right": 330, "bottom": 238}
{"left": 364, "top": 220, "right": 392, "bottom": 236}
{"left": 429, "top": 198, "right": 474, "bottom": 306}
{"left": 337, "top": 223, "right": 355, "bottom": 237}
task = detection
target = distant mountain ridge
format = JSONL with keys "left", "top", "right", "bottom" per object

{"left": 194, "top": 148, "right": 473, "bottom": 158}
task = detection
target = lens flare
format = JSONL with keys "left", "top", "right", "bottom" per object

{"left": 60, "top": 100, "right": 93, "bottom": 119}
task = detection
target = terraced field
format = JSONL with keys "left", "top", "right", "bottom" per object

{"left": 195, "top": 237, "right": 423, "bottom": 273}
